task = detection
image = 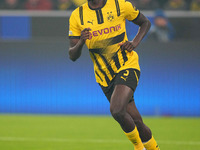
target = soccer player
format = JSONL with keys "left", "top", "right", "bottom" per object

{"left": 68, "top": 0, "right": 160, "bottom": 150}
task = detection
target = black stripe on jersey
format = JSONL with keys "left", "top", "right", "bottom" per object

{"left": 89, "top": 32, "right": 125, "bottom": 51}
{"left": 89, "top": 49, "right": 115, "bottom": 77}
{"left": 79, "top": 6, "right": 84, "bottom": 25}
{"left": 95, "top": 9, "right": 104, "bottom": 24}
{"left": 106, "top": 32, "right": 125, "bottom": 45}
{"left": 98, "top": 54, "right": 115, "bottom": 77}
{"left": 121, "top": 50, "right": 128, "bottom": 65}
{"left": 95, "top": 71, "right": 103, "bottom": 82}
{"left": 112, "top": 49, "right": 121, "bottom": 69}
{"left": 69, "top": 36, "right": 80, "bottom": 39}
{"left": 115, "top": 0, "right": 120, "bottom": 16}
{"left": 89, "top": 48, "right": 104, "bottom": 54}
{"left": 91, "top": 53, "right": 110, "bottom": 84}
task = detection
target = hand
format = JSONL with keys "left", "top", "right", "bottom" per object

{"left": 119, "top": 41, "right": 136, "bottom": 52}
{"left": 80, "top": 28, "right": 91, "bottom": 42}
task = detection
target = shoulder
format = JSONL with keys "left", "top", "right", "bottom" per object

{"left": 110, "top": 0, "right": 128, "bottom": 14}
{"left": 117, "top": 0, "right": 139, "bottom": 13}
{"left": 117, "top": 0, "right": 131, "bottom": 6}
{"left": 117, "top": 0, "right": 126, "bottom": 3}
{"left": 117, "top": 0, "right": 136, "bottom": 10}
{"left": 70, "top": 2, "right": 88, "bottom": 18}
{"left": 70, "top": 7, "right": 79, "bottom": 18}
{"left": 108, "top": 0, "right": 126, "bottom": 7}
{"left": 117, "top": 0, "right": 126, "bottom": 6}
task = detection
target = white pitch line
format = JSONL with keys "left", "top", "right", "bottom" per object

{"left": 0, "top": 137, "right": 200, "bottom": 146}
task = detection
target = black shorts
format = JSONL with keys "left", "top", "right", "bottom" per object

{"left": 100, "top": 68, "right": 140, "bottom": 102}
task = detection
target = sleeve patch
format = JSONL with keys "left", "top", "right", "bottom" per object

{"left": 69, "top": 31, "right": 73, "bottom": 35}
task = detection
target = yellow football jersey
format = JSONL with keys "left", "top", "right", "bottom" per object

{"left": 69, "top": 0, "right": 140, "bottom": 87}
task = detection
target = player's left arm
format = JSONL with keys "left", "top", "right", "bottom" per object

{"left": 120, "top": 13, "right": 151, "bottom": 52}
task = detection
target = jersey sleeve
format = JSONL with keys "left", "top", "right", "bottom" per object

{"left": 69, "top": 11, "right": 81, "bottom": 38}
{"left": 123, "top": 1, "right": 140, "bottom": 21}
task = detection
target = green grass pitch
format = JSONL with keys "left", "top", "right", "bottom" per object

{"left": 0, "top": 115, "right": 200, "bottom": 150}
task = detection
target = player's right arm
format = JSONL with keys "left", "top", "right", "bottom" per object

{"left": 68, "top": 9, "right": 91, "bottom": 61}
{"left": 69, "top": 28, "right": 91, "bottom": 61}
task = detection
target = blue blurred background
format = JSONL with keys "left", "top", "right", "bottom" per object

{"left": 0, "top": 0, "right": 200, "bottom": 116}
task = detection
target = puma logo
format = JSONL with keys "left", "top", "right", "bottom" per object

{"left": 121, "top": 76, "right": 127, "bottom": 81}
{"left": 87, "top": 20, "right": 94, "bottom": 25}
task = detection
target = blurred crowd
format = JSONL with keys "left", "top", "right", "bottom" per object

{"left": 0, "top": 0, "right": 200, "bottom": 11}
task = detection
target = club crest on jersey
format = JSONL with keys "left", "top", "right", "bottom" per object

{"left": 107, "top": 11, "right": 114, "bottom": 22}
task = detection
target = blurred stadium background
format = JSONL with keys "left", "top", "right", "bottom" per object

{"left": 0, "top": 0, "right": 200, "bottom": 150}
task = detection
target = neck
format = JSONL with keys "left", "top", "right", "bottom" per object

{"left": 89, "top": 0, "right": 105, "bottom": 9}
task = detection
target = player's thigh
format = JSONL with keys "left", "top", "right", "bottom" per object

{"left": 110, "top": 68, "right": 140, "bottom": 107}
{"left": 99, "top": 82, "right": 115, "bottom": 102}
{"left": 110, "top": 84, "right": 134, "bottom": 112}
